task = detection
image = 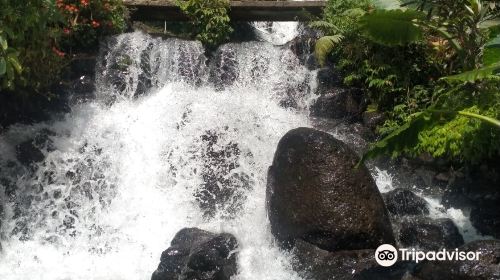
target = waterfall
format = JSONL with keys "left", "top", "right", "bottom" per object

{"left": 0, "top": 21, "right": 492, "bottom": 280}
{"left": 0, "top": 28, "right": 316, "bottom": 279}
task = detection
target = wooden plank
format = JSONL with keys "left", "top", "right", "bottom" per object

{"left": 124, "top": 0, "right": 326, "bottom": 21}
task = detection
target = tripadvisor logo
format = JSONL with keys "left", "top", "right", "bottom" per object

{"left": 374, "top": 244, "right": 482, "bottom": 267}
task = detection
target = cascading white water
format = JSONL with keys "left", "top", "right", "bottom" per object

{"left": 0, "top": 29, "right": 316, "bottom": 279}
{"left": 0, "top": 21, "right": 493, "bottom": 280}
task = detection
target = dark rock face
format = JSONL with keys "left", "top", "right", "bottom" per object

{"left": 399, "top": 218, "right": 464, "bottom": 251}
{"left": 363, "top": 111, "right": 386, "bottom": 132}
{"left": 209, "top": 46, "right": 239, "bottom": 90}
{"left": 0, "top": 54, "right": 95, "bottom": 128}
{"left": 383, "top": 189, "right": 429, "bottom": 216}
{"left": 289, "top": 35, "right": 317, "bottom": 65}
{"left": 266, "top": 127, "right": 394, "bottom": 251}
{"left": 152, "top": 228, "right": 238, "bottom": 280}
{"left": 470, "top": 202, "right": 500, "bottom": 239}
{"left": 310, "top": 88, "right": 366, "bottom": 120}
{"left": 293, "top": 239, "right": 412, "bottom": 280}
{"left": 315, "top": 67, "right": 343, "bottom": 95}
{"left": 413, "top": 240, "right": 500, "bottom": 280}
{"left": 195, "top": 130, "right": 252, "bottom": 219}
{"left": 16, "top": 129, "right": 56, "bottom": 167}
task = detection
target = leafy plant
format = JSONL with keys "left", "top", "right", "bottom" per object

{"left": 314, "top": 35, "right": 343, "bottom": 67}
{"left": 314, "top": 0, "right": 500, "bottom": 165}
{"left": 0, "top": 0, "right": 65, "bottom": 93}
{"left": 57, "top": 0, "right": 128, "bottom": 52}
{"left": 0, "top": 31, "right": 22, "bottom": 90}
{"left": 177, "top": 0, "right": 233, "bottom": 48}
{"left": 359, "top": 9, "right": 424, "bottom": 45}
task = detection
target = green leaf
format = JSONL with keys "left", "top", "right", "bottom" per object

{"left": 0, "top": 57, "right": 6, "bottom": 76}
{"left": 458, "top": 110, "right": 500, "bottom": 128}
{"left": 359, "top": 9, "right": 425, "bottom": 46}
{"left": 442, "top": 62, "right": 500, "bottom": 82}
{"left": 0, "top": 35, "right": 7, "bottom": 51}
{"left": 484, "top": 34, "right": 500, "bottom": 65}
{"left": 358, "top": 111, "right": 436, "bottom": 165}
{"left": 7, "top": 54, "right": 22, "bottom": 74}
{"left": 478, "top": 19, "right": 500, "bottom": 29}
{"left": 372, "top": 0, "right": 403, "bottom": 10}
{"left": 314, "top": 35, "right": 343, "bottom": 67}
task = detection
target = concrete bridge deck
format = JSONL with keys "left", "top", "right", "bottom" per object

{"left": 124, "top": 0, "right": 326, "bottom": 21}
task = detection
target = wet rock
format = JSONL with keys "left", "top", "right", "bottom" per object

{"left": 289, "top": 35, "right": 317, "bottom": 65}
{"left": 470, "top": 202, "right": 500, "bottom": 239}
{"left": 413, "top": 240, "right": 500, "bottom": 280}
{"left": 305, "top": 54, "right": 320, "bottom": 70}
{"left": 293, "top": 239, "right": 412, "bottom": 280}
{"left": 383, "top": 189, "right": 429, "bottom": 216}
{"left": 399, "top": 217, "right": 464, "bottom": 251}
{"left": 64, "top": 55, "right": 96, "bottom": 80}
{"left": 230, "top": 22, "right": 258, "bottom": 42}
{"left": 151, "top": 228, "right": 238, "bottom": 280}
{"left": 363, "top": 110, "right": 386, "bottom": 132}
{"left": 209, "top": 46, "right": 239, "bottom": 90}
{"left": 310, "top": 88, "right": 366, "bottom": 120}
{"left": 134, "top": 42, "right": 155, "bottom": 97}
{"left": 315, "top": 67, "right": 343, "bottom": 95}
{"left": 195, "top": 130, "right": 252, "bottom": 218}
{"left": 16, "top": 129, "right": 56, "bottom": 167}
{"left": 266, "top": 127, "right": 394, "bottom": 251}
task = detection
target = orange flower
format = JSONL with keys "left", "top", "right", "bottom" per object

{"left": 91, "top": 20, "right": 100, "bottom": 28}
{"left": 80, "top": 0, "right": 89, "bottom": 7}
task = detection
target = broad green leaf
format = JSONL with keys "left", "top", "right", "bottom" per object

{"left": 484, "top": 35, "right": 500, "bottom": 65}
{"left": 314, "top": 35, "right": 343, "bottom": 67}
{"left": 359, "top": 9, "right": 425, "bottom": 46}
{"left": 372, "top": 0, "right": 403, "bottom": 10}
{"left": 0, "top": 35, "right": 7, "bottom": 51}
{"left": 358, "top": 109, "right": 500, "bottom": 165}
{"left": 458, "top": 110, "right": 500, "bottom": 128}
{"left": 7, "top": 54, "right": 22, "bottom": 74}
{"left": 442, "top": 62, "right": 500, "bottom": 82}
{"left": 484, "top": 48, "right": 500, "bottom": 65}
{"left": 478, "top": 19, "right": 500, "bottom": 29}
{"left": 0, "top": 57, "right": 6, "bottom": 76}
{"left": 358, "top": 111, "right": 436, "bottom": 165}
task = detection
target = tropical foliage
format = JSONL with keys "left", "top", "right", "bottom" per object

{"left": 0, "top": 0, "right": 127, "bottom": 93}
{"left": 57, "top": 0, "right": 127, "bottom": 52}
{"left": 177, "top": 0, "right": 233, "bottom": 48}
{"left": 315, "top": 0, "right": 500, "bottom": 165}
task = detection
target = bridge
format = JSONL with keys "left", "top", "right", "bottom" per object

{"left": 124, "top": 0, "right": 326, "bottom": 21}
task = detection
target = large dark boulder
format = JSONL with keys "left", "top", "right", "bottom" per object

{"left": 310, "top": 88, "right": 366, "bottom": 120}
{"left": 470, "top": 202, "right": 500, "bottom": 239}
{"left": 399, "top": 218, "right": 464, "bottom": 251}
{"left": 413, "top": 240, "right": 500, "bottom": 280}
{"left": 293, "top": 239, "right": 412, "bottom": 280}
{"left": 151, "top": 228, "right": 238, "bottom": 280}
{"left": 383, "top": 189, "right": 429, "bottom": 216}
{"left": 266, "top": 127, "right": 394, "bottom": 251}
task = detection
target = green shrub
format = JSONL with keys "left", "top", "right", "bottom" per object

{"left": 315, "top": 0, "right": 500, "bottom": 165}
{"left": 177, "top": 0, "right": 233, "bottom": 48}
{"left": 0, "top": 0, "right": 127, "bottom": 94}
{"left": 0, "top": 0, "right": 64, "bottom": 93}
{"left": 57, "top": 0, "right": 127, "bottom": 52}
